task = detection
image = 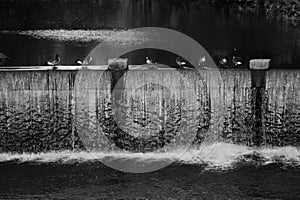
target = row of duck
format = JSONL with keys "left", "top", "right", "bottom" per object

{"left": 0, "top": 49, "right": 244, "bottom": 69}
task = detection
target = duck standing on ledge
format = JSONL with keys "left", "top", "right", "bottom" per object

{"left": 146, "top": 56, "right": 158, "bottom": 69}
{"left": 219, "top": 57, "right": 229, "bottom": 68}
{"left": 0, "top": 52, "right": 9, "bottom": 65}
{"left": 46, "top": 54, "right": 60, "bottom": 70}
{"left": 175, "top": 56, "right": 188, "bottom": 68}
{"left": 146, "top": 56, "right": 158, "bottom": 65}
{"left": 76, "top": 56, "right": 92, "bottom": 69}
{"left": 198, "top": 56, "right": 207, "bottom": 68}
{"left": 232, "top": 48, "right": 243, "bottom": 67}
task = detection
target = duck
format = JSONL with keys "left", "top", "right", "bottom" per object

{"left": 198, "top": 56, "right": 211, "bottom": 69}
{"left": 46, "top": 54, "right": 60, "bottom": 70}
{"left": 198, "top": 56, "right": 206, "bottom": 66}
{"left": 232, "top": 48, "right": 243, "bottom": 67}
{"left": 175, "top": 57, "right": 187, "bottom": 67}
{"left": 199, "top": 55, "right": 206, "bottom": 63}
{"left": 76, "top": 56, "right": 92, "bottom": 69}
{"left": 219, "top": 57, "right": 229, "bottom": 68}
{"left": 0, "top": 52, "right": 9, "bottom": 65}
{"left": 146, "top": 56, "right": 158, "bottom": 65}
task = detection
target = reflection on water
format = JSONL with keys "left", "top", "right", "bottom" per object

{"left": 0, "top": 0, "right": 299, "bottom": 67}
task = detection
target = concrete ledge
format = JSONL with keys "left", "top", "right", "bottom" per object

{"left": 0, "top": 65, "right": 188, "bottom": 71}
{"left": 0, "top": 65, "right": 107, "bottom": 71}
{"left": 0, "top": 65, "right": 249, "bottom": 71}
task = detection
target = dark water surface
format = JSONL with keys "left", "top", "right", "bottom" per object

{"left": 0, "top": 161, "right": 299, "bottom": 199}
{"left": 0, "top": 0, "right": 299, "bottom": 67}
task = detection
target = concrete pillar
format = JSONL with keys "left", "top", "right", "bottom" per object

{"left": 250, "top": 59, "right": 270, "bottom": 146}
{"left": 107, "top": 58, "right": 128, "bottom": 91}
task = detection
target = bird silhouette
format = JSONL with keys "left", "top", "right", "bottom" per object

{"left": 232, "top": 48, "right": 243, "bottom": 67}
{"left": 175, "top": 57, "right": 188, "bottom": 67}
{"left": 198, "top": 56, "right": 207, "bottom": 68}
{"left": 219, "top": 57, "right": 229, "bottom": 68}
{"left": 46, "top": 54, "right": 60, "bottom": 70}
{"left": 146, "top": 56, "right": 158, "bottom": 64}
{"left": 76, "top": 56, "right": 92, "bottom": 69}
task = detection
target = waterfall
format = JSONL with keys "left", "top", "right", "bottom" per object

{"left": 0, "top": 71, "right": 79, "bottom": 152}
{"left": 0, "top": 69, "right": 299, "bottom": 153}
{"left": 265, "top": 70, "right": 300, "bottom": 146}
{"left": 74, "top": 70, "right": 112, "bottom": 151}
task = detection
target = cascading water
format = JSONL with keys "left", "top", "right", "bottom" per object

{"left": 0, "top": 71, "right": 80, "bottom": 152}
{"left": 0, "top": 69, "right": 299, "bottom": 167}
{"left": 265, "top": 70, "right": 300, "bottom": 146}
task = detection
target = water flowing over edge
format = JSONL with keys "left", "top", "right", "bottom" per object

{"left": 0, "top": 142, "right": 299, "bottom": 170}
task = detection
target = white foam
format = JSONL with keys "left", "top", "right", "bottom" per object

{"left": 259, "top": 146, "right": 300, "bottom": 163}
{"left": 0, "top": 143, "right": 299, "bottom": 170}
{"left": 179, "top": 143, "right": 253, "bottom": 167}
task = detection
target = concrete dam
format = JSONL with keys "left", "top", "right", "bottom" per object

{"left": 0, "top": 67, "right": 299, "bottom": 153}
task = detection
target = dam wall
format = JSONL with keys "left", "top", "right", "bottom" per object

{"left": 0, "top": 68, "right": 299, "bottom": 152}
